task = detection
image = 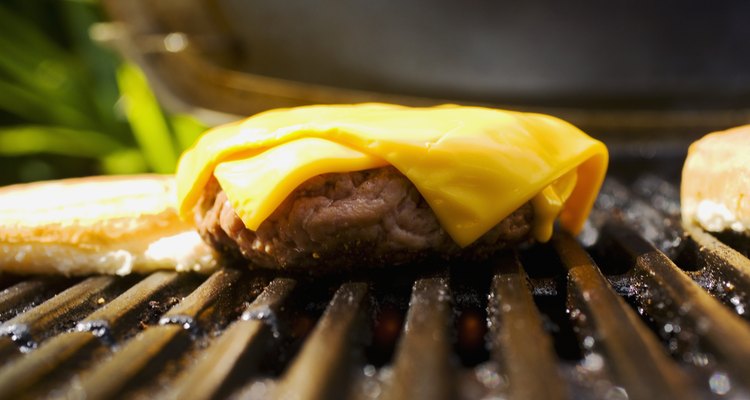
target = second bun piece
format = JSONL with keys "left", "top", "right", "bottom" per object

{"left": 0, "top": 175, "right": 217, "bottom": 276}
{"left": 682, "top": 124, "right": 750, "bottom": 235}
{"left": 176, "top": 103, "right": 609, "bottom": 271}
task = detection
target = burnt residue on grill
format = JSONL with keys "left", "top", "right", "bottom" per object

{"left": 1, "top": 175, "right": 750, "bottom": 399}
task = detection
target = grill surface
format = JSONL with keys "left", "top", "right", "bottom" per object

{"left": 1, "top": 174, "right": 750, "bottom": 399}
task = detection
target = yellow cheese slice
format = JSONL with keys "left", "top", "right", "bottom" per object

{"left": 176, "top": 104, "right": 608, "bottom": 247}
{"left": 531, "top": 169, "right": 578, "bottom": 242}
{"left": 214, "top": 137, "right": 387, "bottom": 229}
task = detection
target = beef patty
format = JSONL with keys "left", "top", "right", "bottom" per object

{"left": 196, "top": 167, "right": 533, "bottom": 271}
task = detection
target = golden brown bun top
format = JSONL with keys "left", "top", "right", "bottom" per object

{"left": 0, "top": 174, "right": 191, "bottom": 250}
{"left": 686, "top": 124, "right": 750, "bottom": 157}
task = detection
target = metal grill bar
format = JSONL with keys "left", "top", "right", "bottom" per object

{"left": 74, "top": 325, "right": 188, "bottom": 400}
{"left": 75, "top": 272, "right": 197, "bottom": 340}
{"left": 601, "top": 222, "right": 750, "bottom": 386}
{"left": 167, "top": 278, "right": 297, "bottom": 400}
{"left": 683, "top": 224, "right": 750, "bottom": 309}
{"left": 158, "top": 268, "right": 245, "bottom": 331}
{"left": 554, "top": 232, "right": 697, "bottom": 399}
{"left": 0, "top": 271, "right": 195, "bottom": 397}
{"left": 0, "top": 278, "right": 70, "bottom": 323}
{"left": 489, "top": 254, "right": 567, "bottom": 400}
{"left": 685, "top": 225, "right": 750, "bottom": 280}
{"left": 0, "top": 276, "right": 120, "bottom": 350}
{"left": 0, "top": 276, "right": 120, "bottom": 367}
{"left": 273, "top": 282, "right": 370, "bottom": 400}
{"left": 0, "top": 331, "right": 99, "bottom": 398}
{"left": 384, "top": 276, "right": 455, "bottom": 400}
{"left": 68, "top": 269, "right": 245, "bottom": 399}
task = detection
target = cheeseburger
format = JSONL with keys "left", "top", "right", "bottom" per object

{"left": 176, "top": 103, "right": 608, "bottom": 272}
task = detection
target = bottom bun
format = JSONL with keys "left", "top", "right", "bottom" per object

{"left": 0, "top": 175, "right": 217, "bottom": 276}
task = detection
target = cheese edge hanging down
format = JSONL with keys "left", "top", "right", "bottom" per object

{"left": 176, "top": 104, "right": 609, "bottom": 247}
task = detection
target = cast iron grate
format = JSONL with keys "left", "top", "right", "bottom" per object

{"left": 0, "top": 175, "right": 749, "bottom": 400}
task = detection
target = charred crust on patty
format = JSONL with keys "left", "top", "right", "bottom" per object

{"left": 196, "top": 167, "right": 533, "bottom": 272}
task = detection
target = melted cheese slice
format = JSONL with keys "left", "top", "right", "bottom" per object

{"left": 176, "top": 104, "right": 608, "bottom": 247}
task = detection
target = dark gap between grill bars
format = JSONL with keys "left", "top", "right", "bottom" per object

{"left": 519, "top": 243, "right": 585, "bottom": 363}
{"left": 449, "top": 261, "right": 492, "bottom": 368}
{"left": 364, "top": 273, "right": 412, "bottom": 369}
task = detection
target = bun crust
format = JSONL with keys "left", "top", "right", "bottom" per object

{"left": 681, "top": 125, "right": 750, "bottom": 234}
{"left": 0, "top": 175, "right": 217, "bottom": 276}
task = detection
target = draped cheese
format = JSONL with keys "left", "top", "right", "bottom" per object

{"left": 176, "top": 104, "right": 608, "bottom": 247}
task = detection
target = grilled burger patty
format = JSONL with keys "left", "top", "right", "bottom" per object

{"left": 196, "top": 167, "right": 532, "bottom": 271}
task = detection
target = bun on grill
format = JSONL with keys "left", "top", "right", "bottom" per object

{"left": 681, "top": 124, "right": 750, "bottom": 234}
{"left": 0, "top": 175, "right": 217, "bottom": 276}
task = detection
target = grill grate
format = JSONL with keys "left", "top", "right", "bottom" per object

{"left": 1, "top": 175, "right": 750, "bottom": 400}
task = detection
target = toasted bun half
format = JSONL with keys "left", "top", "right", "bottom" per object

{"left": 681, "top": 124, "right": 750, "bottom": 234}
{"left": 0, "top": 175, "right": 217, "bottom": 276}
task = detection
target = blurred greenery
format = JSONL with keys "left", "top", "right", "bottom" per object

{"left": 0, "top": 0, "right": 207, "bottom": 185}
